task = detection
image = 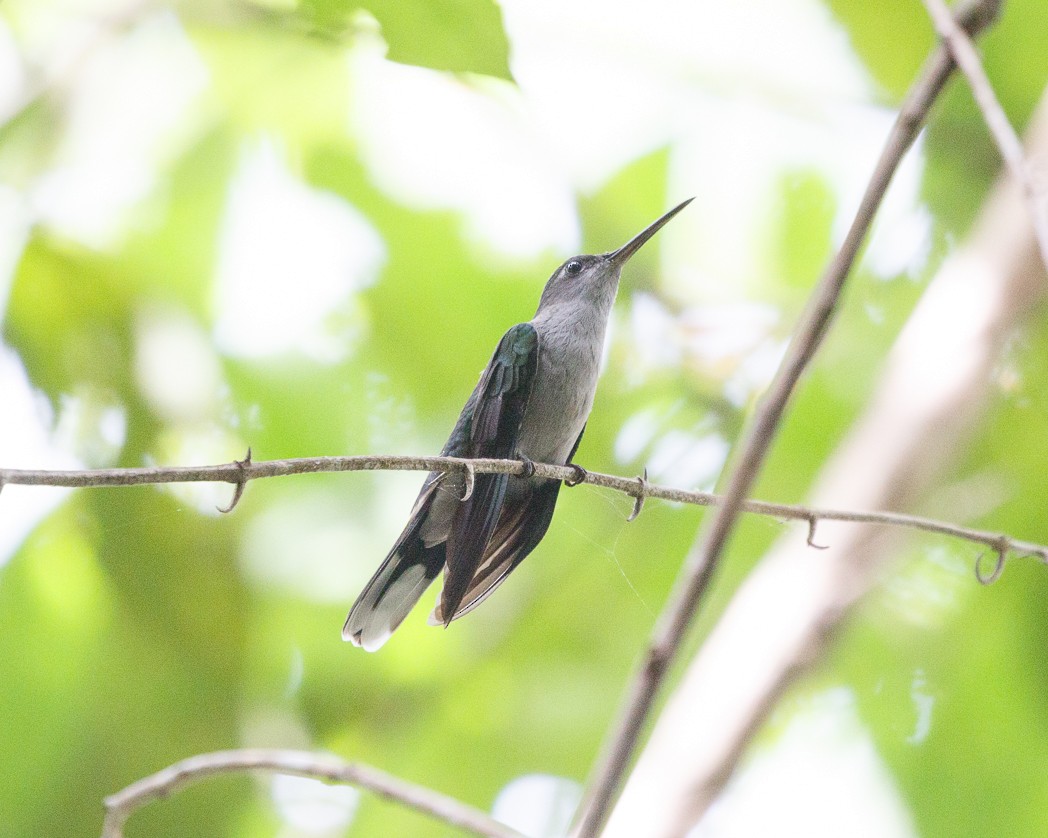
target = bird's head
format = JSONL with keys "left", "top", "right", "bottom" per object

{"left": 535, "top": 198, "right": 693, "bottom": 317}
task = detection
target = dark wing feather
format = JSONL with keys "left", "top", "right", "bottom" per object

{"left": 440, "top": 322, "right": 538, "bottom": 623}
{"left": 434, "top": 423, "right": 585, "bottom": 624}
{"left": 432, "top": 480, "right": 560, "bottom": 624}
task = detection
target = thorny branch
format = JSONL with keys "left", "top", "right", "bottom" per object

{"left": 2, "top": 455, "right": 1044, "bottom": 579}
{"left": 100, "top": 749, "right": 525, "bottom": 838}
{"left": 2, "top": 2, "right": 1035, "bottom": 837}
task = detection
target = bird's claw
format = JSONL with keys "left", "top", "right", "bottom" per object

{"left": 565, "top": 464, "right": 588, "bottom": 487}
{"left": 518, "top": 454, "right": 536, "bottom": 478}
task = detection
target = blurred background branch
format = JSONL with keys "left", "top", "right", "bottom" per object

{"left": 101, "top": 748, "right": 526, "bottom": 838}
{"left": 0, "top": 0, "right": 158, "bottom": 128}
{"left": 575, "top": 3, "right": 1004, "bottom": 834}
{"left": 605, "top": 81, "right": 1048, "bottom": 838}
{"left": 921, "top": 0, "right": 1048, "bottom": 269}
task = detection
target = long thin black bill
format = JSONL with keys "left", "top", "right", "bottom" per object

{"left": 607, "top": 197, "right": 694, "bottom": 266}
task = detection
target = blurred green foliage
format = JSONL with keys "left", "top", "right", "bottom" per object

{"left": 1, "top": 1, "right": 1047, "bottom": 837}
{"left": 298, "top": 0, "right": 512, "bottom": 79}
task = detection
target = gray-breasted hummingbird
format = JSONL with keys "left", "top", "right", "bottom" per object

{"left": 344, "top": 199, "right": 692, "bottom": 651}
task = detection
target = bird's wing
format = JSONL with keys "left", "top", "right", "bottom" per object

{"left": 433, "top": 423, "right": 584, "bottom": 625}
{"left": 440, "top": 322, "right": 539, "bottom": 623}
{"left": 432, "top": 480, "right": 560, "bottom": 625}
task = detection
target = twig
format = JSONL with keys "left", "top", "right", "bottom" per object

{"left": 100, "top": 748, "right": 525, "bottom": 838}
{"left": 2, "top": 455, "right": 1044, "bottom": 571}
{"left": 570, "top": 3, "right": 1003, "bottom": 835}
{"left": 921, "top": 0, "right": 1048, "bottom": 271}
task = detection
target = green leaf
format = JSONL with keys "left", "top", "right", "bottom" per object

{"left": 300, "top": 0, "right": 513, "bottom": 79}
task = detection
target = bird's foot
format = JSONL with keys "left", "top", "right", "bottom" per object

{"left": 517, "top": 454, "right": 536, "bottom": 478}
{"left": 565, "top": 464, "right": 588, "bottom": 487}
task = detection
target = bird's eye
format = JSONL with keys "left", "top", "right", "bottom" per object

{"left": 565, "top": 260, "right": 583, "bottom": 276}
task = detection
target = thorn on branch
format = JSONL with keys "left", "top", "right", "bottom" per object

{"left": 217, "top": 447, "right": 252, "bottom": 514}
{"left": 974, "top": 536, "right": 1009, "bottom": 585}
{"left": 627, "top": 468, "right": 649, "bottom": 523}
{"left": 460, "top": 462, "right": 475, "bottom": 501}
{"left": 806, "top": 516, "right": 829, "bottom": 550}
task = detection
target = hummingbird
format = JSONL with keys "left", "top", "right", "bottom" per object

{"left": 344, "top": 199, "right": 692, "bottom": 651}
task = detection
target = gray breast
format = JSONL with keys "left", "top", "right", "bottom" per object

{"left": 516, "top": 310, "right": 605, "bottom": 464}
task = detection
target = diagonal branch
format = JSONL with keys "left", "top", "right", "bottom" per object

{"left": 921, "top": 0, "right": 1048, "bottom": 270}
{"left": 571, "top": 2, "right": 1004, "bottom": 835}
{"left": 2, "top": 456, "right": 1045, "bottom": 576}
{"left": 604, "top": 84, "right": 1048, "bottom": 837}
{"left": 100, "top": 748, "right": 526, "bottom": 838}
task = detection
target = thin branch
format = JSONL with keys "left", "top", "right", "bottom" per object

{"left": 2, "top": 455, "right": 1045, "bottom": 570}
{"left": 571, "top": 2, "right": 1003, "bottom": 835}
{"left": 921, "top": 0, "right": 1048, "bottom": 270}
{"left": 604, "top": 79, "right": 1048, "bottom": 837}
{"left": 100, "top": 748, "right": 525, "bottom": 838}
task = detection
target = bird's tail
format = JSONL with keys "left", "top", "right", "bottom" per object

{"left": 343, "top": 533, "right": 445, "bottom": 652}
